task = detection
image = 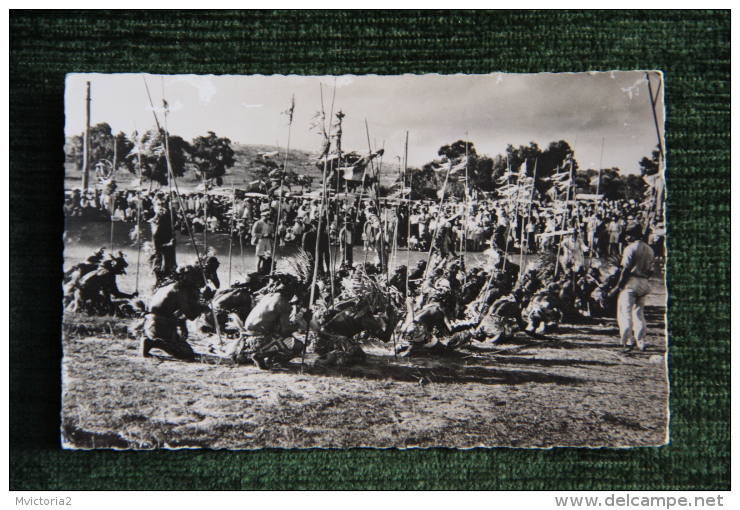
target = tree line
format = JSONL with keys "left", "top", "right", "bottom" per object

{"left": 404, "top": 139, "right": 658, "bottom": 202}
{"left": 65, "top": 123, "right": 237, "bottom": 186}
{"left": 66, "top": 124, "right": 657, "bottom": 203}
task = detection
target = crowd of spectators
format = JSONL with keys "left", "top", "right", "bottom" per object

{"left": 64, "top": 186, "right": 665, "bottom": 260}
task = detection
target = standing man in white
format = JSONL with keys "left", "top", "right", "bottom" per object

{"left": 610, "top": 226, "right": 655, "bottom": 352}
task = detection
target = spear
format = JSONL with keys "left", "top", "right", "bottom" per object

{"left": 554, "top": 157, "right": 575, "bottom": 277}
{"left": 645, "top": 71, "right": 665, "bottom": 228}
{"left": 165, "top": 105, "right": 223, "bottom": 347}
{"left": 403, "top": 132, "right": 411, "bottom": 303}
{"left": 324, "top": 102, "right": 338, "bottom": 301}
{"left": 109, "top": 135, "right": 118, "bottom": 252}
{"left": 422, "top": 158, "right": 453, "bottom": 280}
{"left": 304, "top": 82, "right": 336, "bottom": 373}
{"left": 326, "top": 110, "right": 344, "bottom": 282}
{"left": 144, "top": 76, "right": 223, "bottom": 347}
{"left": 133, "top": 128, "right": 144, "bottom": 294}
{"left": 587, "top": 141, "right": 605, "bottom": 270}
{"left": 377, "top": 140, "right": 388, "bottom": 276}
{"left": 239, "top": 223, "right": 245, "bottom": 277}
{"left": 476, "top": 154, "right": 515, "bottom": 320}
{"left": 646, "top": 72, "right": 664, "bottom": 162}
{"left": 202, "top": 177, "right": 208, "bottom": 253}
{"left": 364, "top": 119, "right": 387, "bottom": 273}
{"left": 501, "top": 154, "right": 517, "bottom": 273}
{"left": 309, "top": 82, "right": 336, "bottom": 308}
{"left": 367, "top": 134, "right": 395, "bottom": 359}
{"left": 271, "top": 95, "right": 295, "bottom": 272}
{"left": 520, "top": 158, "right": 538, "bottom": 269}
{"left": 463, "top": 139, "right": 470, "bottom": 285}
{"left": 142, "top": 76, "right": 177, "bottom": 265}
{"left": 228, "top": 182, "right": 236, "bottom": 286}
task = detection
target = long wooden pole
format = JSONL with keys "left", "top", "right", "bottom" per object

{"left": 368, "top": 134, "right": 394, "bottom": 359}
{"left": 501, "top": 154, "right": 516, "bottom": 273}
{"left": 354, "top": 163, "right": 369, "bottom": 227}
{"left": 326, "top": 93, "right": 337, "bottom": 300}
{"left": 271, "top": 95, "right": 295, "bottom": 272}
{"left": 82, "top": 81, "right": 91, "bottom": 191}
{"left": 303, "top": 85, "right": 328, "bottom": 372}
{"left": 163, "top": 104, "right": 223, "bottom": 347}
{"left": 476, "top": 154, "right": 514, "bottom": 320}
{"left": 142, "top": 77, "right": 175, "bottom": 269}
{"left": 228, "top": 183, "right": 236, "bottom": 286}
{"left": 377, "top": 141, "right": 388, "bottom": 275}
{"left": 309, "top": 83, "right": 335, "bottom": 309}
{"left": 646, "top": 72, "right": 664, "bottom": 161}
{"left": 145, "top": 76, "right": 223, "bottom": 347}
{"left": 159, "top": 80, "right": 178, "bottom": 259}
{"left": 310, "top": 161, "right": 329, "bottom": 307}
{"left": 328, "top": 112, "right": 344, "bottom": 279}
{"left": 364, "top": 119, "right": 387, "bottom": 273}
{"left": 596, "top": 138, "right": 605, "bottom": 196}
{"left": 463, "top": 140, "right": 470, "bottom": 285}
{"left": 134, "top": 130, "right": 144, "bottom": 293}
{"left": 239, "top": 228, "right": 245, "bottom": 277}
{"left": 404, "top": 132, "right": 411, "bottom": 303}
{"left": 554, "top": 158, "right": 575, "bottom": 277}
{"left": 202, "top": 180, "right": 208, "bottom": 252}
{"left": 646, "top": 71, "right": 665, "bottom": 226}
{"left": 423, "top": 163, "right": 453, "bottom": 280}
{"left": 520, "top": 158, "right": 538, "bottom": 269}
{"left": 332, "top": 153, "right": 342, "bottom": 274}
{"left": 589, "top": 141, "right": 605, "bottom": 269}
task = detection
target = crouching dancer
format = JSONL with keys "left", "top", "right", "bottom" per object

{"left": 139, "top": 265, "right": 210, "bottom": 361}
{"left": 67, "top": 251, "right": 137, "bottom": 315}
{"left": 225, "top": 274, "right": 306, "bottom": 369}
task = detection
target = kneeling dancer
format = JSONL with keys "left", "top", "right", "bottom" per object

{"left": 226, "top": 274, "right": 305, "bottom": 369}
{"left": 140, "top": 265, "right": 209, "bottom": 360}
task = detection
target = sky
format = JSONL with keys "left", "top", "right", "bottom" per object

{"left": 65, "top": 71, "right": 664, "bottom": 175}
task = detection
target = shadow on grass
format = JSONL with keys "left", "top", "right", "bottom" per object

{"left": 488, "top": 355, "right": 621, "bottom": 368}
{"left": 294, "top": 354, "right": 587, "bottom": 387}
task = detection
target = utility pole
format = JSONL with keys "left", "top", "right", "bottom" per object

{"left": 82, "top": 81, "right": 91, "bottom": 191}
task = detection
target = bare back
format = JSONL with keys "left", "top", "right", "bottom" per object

{"left": 149, "top": 282, "right": 202, "bottom": 320}
{"left": 243, "top": 292, "right": 294, "bottom": 336}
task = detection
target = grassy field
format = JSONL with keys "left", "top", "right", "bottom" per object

{"left": 61, "top": 303, "right": 668, "bottom": 449}
{"left": 62, "top": 232, "right": 669, "bottom": 449}
{"left": 63, "top": 222, "right": 504, "bottom": 293}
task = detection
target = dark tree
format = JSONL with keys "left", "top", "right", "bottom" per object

{"left": 598, "top": 168, "right": 624, "bottom": 200}
{"left": 598, "top": 168, "right": 648, "bottom": 201}
{"left": 114, "top": 131, "right": 135, "bottom": 174}
{"left": 574, "top": 169, "right": 599, "bottom": 195}
{"left": 127, "top": 129, "right": 190, "bottom": 185}
{"left": 505, "top": 140, "right": 576, "bottom": 199}
{"left": 190, "top": 132, "right": 236, "bottom": 187}
{"left": 438, "top": 140, "right": 477, "bottom": 161}
{"left": 66, "top": 122, "right": 117, "bottom": 171}
{"left": 435, "top": 140, "right": 496, "bottom": 193}
{"left": 639, "top": 147, "right": 662, "bottom": 177}
{"left": 506, "top": 142, "right": 541, "bottom": 176}
{"left": 408, "top": 166, "right": 441, "bottom": 201}
{"left": 623, "top": 174, "right": 649, "bottom": 201}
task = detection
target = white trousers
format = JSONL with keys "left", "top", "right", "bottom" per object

{"left": 617, "top": 276, "right": 652, "bottom": 349}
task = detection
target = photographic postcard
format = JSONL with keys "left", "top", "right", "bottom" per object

{"left": 61, "top": 71, "right": 667, "bottom": 449}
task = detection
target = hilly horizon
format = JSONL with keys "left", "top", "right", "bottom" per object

{"left": 64, "top": 142, "right": 403, "bottom": 193}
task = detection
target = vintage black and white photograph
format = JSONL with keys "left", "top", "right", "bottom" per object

{"left": 61, "top": 71, "right": 667, "bottom": 449}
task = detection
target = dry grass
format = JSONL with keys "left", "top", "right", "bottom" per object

{"left": 61, "top": 302, "right": 668, "bottom": 449}
{"left": 62, "top": 237, "right": 669, "bottom": 449}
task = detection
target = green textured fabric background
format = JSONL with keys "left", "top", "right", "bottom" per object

{"left": 10, "top": 10, "right": 730, "bottom": 490}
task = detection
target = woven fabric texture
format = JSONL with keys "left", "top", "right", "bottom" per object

{"left": 10, "top": 10, "right": 730, "bottom": 490}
